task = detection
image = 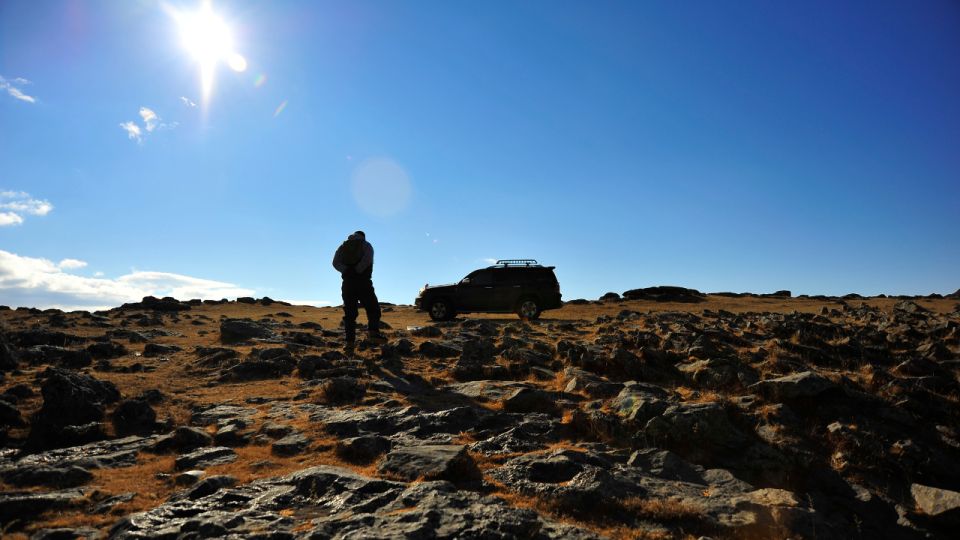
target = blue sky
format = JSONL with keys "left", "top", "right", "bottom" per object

{"left": 1, "top": 0, "right": 958, "bottom": 310}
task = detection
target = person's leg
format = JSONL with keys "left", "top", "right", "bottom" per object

{"left": 341, "top": 280, "right": 359, "bottom": 344}
{"left": 359, "top": 280, "right": 382, "bottom": 337}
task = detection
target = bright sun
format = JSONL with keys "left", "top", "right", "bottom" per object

{"left": 169, "top": 1, "right": 246, "bottom": 105}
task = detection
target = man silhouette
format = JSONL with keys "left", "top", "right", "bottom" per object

{"left": 332, "top": 230, "right": 385, "bottom": 347}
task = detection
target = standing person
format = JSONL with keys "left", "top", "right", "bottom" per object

{"left": 332, "top": 231, "right": 385, "bottom": 347}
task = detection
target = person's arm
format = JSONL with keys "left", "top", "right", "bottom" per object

{"left": 332, "top": 248, "right": 348, "bottom": 273}
{"left": 355, "top": 242, "right": 374, "bottom": 273}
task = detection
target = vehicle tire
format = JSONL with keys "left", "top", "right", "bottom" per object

{"left": 517, "top": 297, "right": 541, "bottom": 320}
{"left": 428, "top": 299, "right": 455, "bottom": 321}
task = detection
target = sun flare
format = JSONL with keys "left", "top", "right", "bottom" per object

{"left": 168, "top": 1, "right": 246, "bottom": 106}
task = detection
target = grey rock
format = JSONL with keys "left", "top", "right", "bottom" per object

{"left": 150, "top": 426, "right": 213, "bottom": 453}
{"left": 190, "top": 404, "right": 257, "bottom": 426}
{"left": 0, "top": 398, "right": 25, "bottom": 427}
{"left": 679, "top": 357, "right": 758, "bottom": 390}
{"left": 109, "top": 465, "right": 600, "bottom": 539}
{"left": 377, "top": 444, "right": 478, "bottom": 482}
{"left": 30, "top": 527, "right": 103, "bottom": 540}
{"left": 750, "top": 371, "right": 839, "bottom": 401}
{"left": 174, "top": 446, "right": 237, "bottom": 470}
{"left": 111, "top": 399, "right": 158, "bottom": 436}
{"left": 0, "top": 489, "right": 86, "bottom": 523}
{"left": 336, "top": 435, "right": 392, "bottom": 462}
{"left": 184, "top": 474, "right": 237, "bottom": 500}
{"left": 27, "top": 368, "right": 120, "bottom": 450}
{"left": 219, "top": 318, "right": 276, "bottom": 343}
{"left": 213, "top": 424, "right": 249, "bottom": 447}
{"left": 272, "top": 433, "right": 310, "bottom": 456}
{"left": 1, "top": 465, "right": 93, "bottom": 488}
{"left": 911, "top": 483, "right": 960, "bottom": 528}
{"left": 644, "top": 402, "right": 750, "bottom": 457}
{"left": 610, "top": 381, "right": 673, "bottom": 424}
{"left": 502, "top": 387, "right": 560, "bottom": 415}
{"left": 564, "top": 367, "right": 624, "bottom": 398}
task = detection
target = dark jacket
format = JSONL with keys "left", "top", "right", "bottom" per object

{"left": 332, "top": 238, "right": 374, "bottom": 280}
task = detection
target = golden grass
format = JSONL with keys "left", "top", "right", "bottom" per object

{"left": 0, "top": 294, "right": 956, "bottom": 537}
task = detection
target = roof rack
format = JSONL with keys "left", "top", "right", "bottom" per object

{"left": 495, "top": 259, "right": 540, "bottom": 267}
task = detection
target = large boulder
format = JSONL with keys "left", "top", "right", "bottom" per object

{"left": 622, "top": 286, "right": 706, "bottom": 303}
{"left": 27, "top": 367, "right": 120, "bottom": 450}
{"left": 111, "top": 399, "right": 159, "bottom": 436}
{"left": 219, "top": 319, "right": 276, "bottom": 343}
{"left": 118, "top": 296, "right": 191, "bottom": 312}
{"left": 0, "top": 329, "right": 18, "bottom": 371}
{"left": 750, "top": 371, "right": 840, "bottom": 402}
{"left": 377, "top": 445, "right": 479, "bottom": 483}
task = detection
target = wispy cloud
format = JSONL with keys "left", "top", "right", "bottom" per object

{"left": 0, "top": 191, "right": 53, "bottom": 226}
{"left": 0, "top": 75, "right": 37, "bottom": 103}
{"left": 139, "top": 107, "right": 159, "bottom": 132}
{"left": 119, "top": 121, "right": 142, "bottom": 143}
{"left": 180, "top": 96, "right": 197, "bottom": 108}
{"left": 120, "top": 106, "right": 175, "bottom": 143}
{"left": 0, "top": 249, "right": 257, "bottom": 311}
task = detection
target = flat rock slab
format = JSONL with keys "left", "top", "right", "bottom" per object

{"left": 271, "top": 434, "right": 310, "bottom": 456}
{"left": 0, "top": 489, "right": 86, "bottom": 523}
{"left": 912, "top": 483, "right": 960, "bottom": 517}
{"left": 190, "top": 405, "right": 257, "bottom": 427}
{"left": 174, "top": 447, "right": 237, "bottom": 471}
{"left": 377, "top": 444, "right": 477, "bottom": 482}
{"left": 444, "top": 381, "right": 533, "bottom": 401}
{"left": 108, "top": 465, "right": 601, "bottom": 539}
{"left": 3, "top": 435, "right": 157, "bottom": 471}
{"left": 750, "top": 371, "right": 839, "bottom": 401}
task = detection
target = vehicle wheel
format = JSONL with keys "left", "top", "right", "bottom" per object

{"left": 428, "top": 299, "right": 455, "bottom": 321}
{"left": 517, "top": 297, "right": 541, "bottom": 320}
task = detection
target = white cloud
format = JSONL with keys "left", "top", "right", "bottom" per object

{"left": 58, "top": 258, "right": 88, "bottom": 270}
{"left": 180, "top": 96, "right": 197, "bottom": 108}
{"left": 0, "top": 191, "right": 53, "bottom": 226}
{"left": 0, "top": 75, "right": 37, "bottom": 103}
{"left": 139, "top": 107, "right": 159, "bottom": 132}
{"left": 0, "top": 249, "right": 257, "bottom": 311}
{"left": 119, "top": 121, "right": 142, "bottom": 142}
{"left": 94, "top": 271, "right": 104, "bottom": 277}
{"left": 122, "top": 106, "right": 175, "bottom": 143}
{"left": 0, "top": 212, "right": 24, "bottom": 226}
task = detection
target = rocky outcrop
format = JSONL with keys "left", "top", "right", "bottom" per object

{"left": 110, "top": 465, "right": 599, "bottom": 539}
{"left": 27, "top": 368, "right": 120, "bottom": 450}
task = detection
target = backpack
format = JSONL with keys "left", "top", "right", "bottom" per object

{"left": 338, "top": 238, "right": 364, "bottom": 266}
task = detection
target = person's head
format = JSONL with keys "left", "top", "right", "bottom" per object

{"left": 352, "top": 230, "right": 365, "bottom": 240}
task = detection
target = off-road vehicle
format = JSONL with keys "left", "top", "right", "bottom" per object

{"left": 415, "top": 259, "right": 562, "bottom": 320}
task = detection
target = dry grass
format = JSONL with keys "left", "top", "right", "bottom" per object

{"left": 1, "top": 294, "right": 956, "bottom": 537}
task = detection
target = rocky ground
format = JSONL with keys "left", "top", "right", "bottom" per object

{"left": 1, "top": 289, "right": 959, "bottom": 539}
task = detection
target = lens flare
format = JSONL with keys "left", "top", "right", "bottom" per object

{"left": 273, "top": 100, "right": 288, "bottom": 118}
{"left": 228, "top": 53, "right": 247, "bottom": 72}
{"left": 351, "top": 158, "right": 412, "bottom": 217}
{"left": 254, "top": 74, "right": 267, "bottom": 87}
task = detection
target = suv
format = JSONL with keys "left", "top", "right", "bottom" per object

{"left": 415, "top": 259, "right": 562, "bottom": 320}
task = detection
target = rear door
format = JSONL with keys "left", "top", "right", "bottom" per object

{"left": 492, "top": 268, "right": 524, "bottom": 310}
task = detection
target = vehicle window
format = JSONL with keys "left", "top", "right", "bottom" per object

{"left": 467, "top": 271, "right": 493, "bottom": 285}
{"left": 494, "top": 269, "right": 521, "bottom": 285}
